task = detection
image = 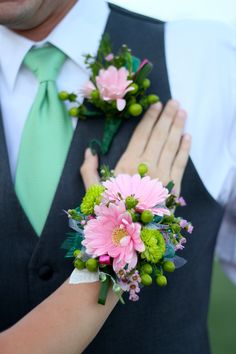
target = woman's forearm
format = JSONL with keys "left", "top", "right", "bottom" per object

{"left": 1, "top": 280, "right": 118, "bottom": 354}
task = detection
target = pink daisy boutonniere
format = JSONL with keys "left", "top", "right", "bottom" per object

{"left": 59, "top": 34, "right": 160, "bottom": 155}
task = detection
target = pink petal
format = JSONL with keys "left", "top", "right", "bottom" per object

{"left": 120, "top": 235, "right": 131, "bottom": 247}
{"left": 116, "top": 98, "right": 126, "bottom": 111}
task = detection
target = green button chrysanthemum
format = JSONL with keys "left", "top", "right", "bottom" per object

{"left": 80, "top": 184, "right": 105, "bottom": 215}
{"left": 141, "top": 228, "right": 166, "bottom": 264}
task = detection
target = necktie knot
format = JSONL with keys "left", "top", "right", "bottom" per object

{"left": 23, "top": 44, "right": 66, "bottom": 82}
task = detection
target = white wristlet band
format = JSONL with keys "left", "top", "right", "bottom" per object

{"left": 69, "top": 268, "right": 99, "bottom": 284}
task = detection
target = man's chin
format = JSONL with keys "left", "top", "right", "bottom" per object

{"left": 0, "top": 0, "right": 42, "bottom": 28}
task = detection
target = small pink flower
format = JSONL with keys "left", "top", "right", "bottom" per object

{"left": 88, "top": 215, "right": 95, "bottom": 221}
{"left": 180, "top": 219, "right": 188, "bottom": 228}
{"left": 175, "top": 237, "right": 187, "bottom": 251}
{"left": 99, "top": 255, "right": 111, "bottom": 265}
{"left": 118, "top": 279, "right": 129, "bottom": 292}
{"left": 177, "top": 197, "right": 187, "bottom": 207}
{"left": 95, "top": 66, "right": 134, "bottom": 111}
{"left": 130, "top": 271, "right": 141, "bottom": 283}
{"left": 102, "top": 174, "right": 170, "bottom": 217}
{"left": 105, "top": 53, "right": 114, "bottom": 61}
{"left": 129, "top": 293, "right": 139, "bottom": 301}
{"left": 82, "top": 201, "right": 144, "bottom": 272}
{"left": 187, "top": 224, "right": 193, "bottom": 234}
{"left": 137, "top": 59, "right": 149, "bottom": 72}
{"left": 129, "top": 281, "right": 140, "bottom": 293}
{"left": 81, "top": 80, "right": 96, "bottom": 98}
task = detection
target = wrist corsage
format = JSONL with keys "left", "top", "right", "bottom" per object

{"left": 62, "top": 164, "right": 193, "bottom": 305}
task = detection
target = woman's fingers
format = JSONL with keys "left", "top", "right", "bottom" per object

{"left": 80, "top": 100, "right": 190, "bottom": 199}
{"left": 158, "top": 109, "right": 187, "bottom": 172}
{"left": 80, "top": 148, "right": 100, "bottom": 190}
{"left": 171, "top": 134, "right": 192, "bottom": 195}
{"left": 125, "top": 102, "right": 163, "bottom": 156}
{"left": 143, "top": 100, "right": 180, "bottom": 162}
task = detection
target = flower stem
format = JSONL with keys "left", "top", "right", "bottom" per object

{"left": 98, "top": 277, "right": 110, "bottom": 305}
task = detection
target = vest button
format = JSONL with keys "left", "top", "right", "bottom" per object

{"left": 38, "top": 265, "right": 54, "bottom": 280}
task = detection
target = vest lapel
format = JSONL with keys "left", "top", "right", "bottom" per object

{"left": 0, "top": 108, "right": 38, "bottom": 245}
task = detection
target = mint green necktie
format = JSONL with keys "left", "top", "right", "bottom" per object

{"left": 15, "top": 45, "right": 73, "bottom": 236}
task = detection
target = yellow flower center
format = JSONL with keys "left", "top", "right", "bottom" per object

{"left": 112, "top": 227, "right": 128, "bottom": 246}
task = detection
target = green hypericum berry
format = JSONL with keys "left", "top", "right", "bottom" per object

{"left": 58, "top": 91, "right": 69, "bottom": 101}
{"left": 129, "top": 103, "right": 143, "bottom": 117}
{"left": 74, "top": 258, "right": 85, "bottom": 270}
{"left": 69, "top": 107, "right": 79, "bottom": 117}
{"left": 147, "top": 94, "right": 159, "bottom": 104}
{"left": 142, "top": 78, "right": 151, "bottom": 89}
{"left": 163, "top": 261, "right": 175, "bottom": 273}
{"left": 68, "top": 93, "right": 77, "bottom": 102}
{"left": 91, "top": 90, "right": 100, "bottom": 100}
{"left": 141, "top": 273, "right": 153, "bottom": 286}
{"left": 138, "top": 163, "right": 148, "bottom": 176}
{"left": 125, "top": 196, "right": 138, "bottom": 209}
{"left": 141, "top": 210, "right": 154, "bottom": 224}
{"left": 73, "top": 249, "right": 81, "bottom": 258}
{"left": 86, "top": 258, "right": 98, "bottom": 272}
{"left": 141, "top": 263, "right": 153, "bottom": 275}
{"left": 130, "top": 83, "right": 139, "bottom": 94}
{"left": 156, "top": 275, "right": 167, "bottom": 287}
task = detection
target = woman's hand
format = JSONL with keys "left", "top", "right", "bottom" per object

{"left": 81, "top": 100, "right": 191, "bottom": 195}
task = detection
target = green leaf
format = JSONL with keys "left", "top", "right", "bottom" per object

{"left": 81, "top": 109, "right": 102, "bottom": 117}
{"left": 98, "top": 277, "right": 110, "bottom": 305}
{"left": 100, "top": 117, "right": 123, "bottom": 155}
{"left": 166, "top": 181, "right": 175, "bottom": 193}
{"left": 61, "top": 232, "right": 83, "bottom": 258}
{"left": 97, "top": 33, "right": 112, "bottom": 63}
{"left": 135, "top": 62, "right": 153, "bottom": 85}
{"left": 131, "top": 56, "right": 141, "bottom": 73}
{"left": 124, "top": 51, "right": 133, "bottom": 73}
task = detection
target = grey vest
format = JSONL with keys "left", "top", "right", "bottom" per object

{"left": 0, "top": 5, "right": 223, "bottom": 354}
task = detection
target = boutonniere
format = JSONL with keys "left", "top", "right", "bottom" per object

{"left": 59, "top": 34, "right": 159, "bottom": 155}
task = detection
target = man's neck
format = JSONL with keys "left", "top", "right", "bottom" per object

{"left": 14, "top": 0, "right": 77, "bottom": 42}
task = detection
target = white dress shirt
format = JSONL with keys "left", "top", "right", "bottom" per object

{"left": 0, "top": 1, "right": 236, "bottom": 279}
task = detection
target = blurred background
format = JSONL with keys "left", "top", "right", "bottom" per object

{"left": 111, "top": 0, "right": 236, "bottom": 25}
{"left": 110, "top": 1, "right": 236, "bottom": 354}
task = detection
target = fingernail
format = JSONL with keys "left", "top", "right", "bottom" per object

{"left": 85, "top": 148, "right": 93, "bottom": 159}
{"left": 169, "top": 99, "right": 180, "bottom": 108}
{"left": 176, "top": 109, "right": 187, "bottom": 120}
{"left": 151, "top": 102, "right": 162, "bottom": 110}
{"left": 184, "top": 133, "right": 192, "bottom": 141}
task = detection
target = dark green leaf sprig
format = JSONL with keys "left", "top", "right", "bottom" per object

{"left": 59, "top": 34, "right": 160, "bottom": 154}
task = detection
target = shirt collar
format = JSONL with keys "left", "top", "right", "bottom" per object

{"left": 0, "top": 0, "right": 110, "bottom": 90}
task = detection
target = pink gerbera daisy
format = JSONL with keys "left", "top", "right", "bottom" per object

{"left": 82, "top": 201, "right": 144, "bottom": 272}
{"left": 102, "top": 174, "right": 170, "bottom": 216}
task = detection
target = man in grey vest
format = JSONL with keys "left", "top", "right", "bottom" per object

{"left": 0, "top": 0, "right": 236, "bottom": 353}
